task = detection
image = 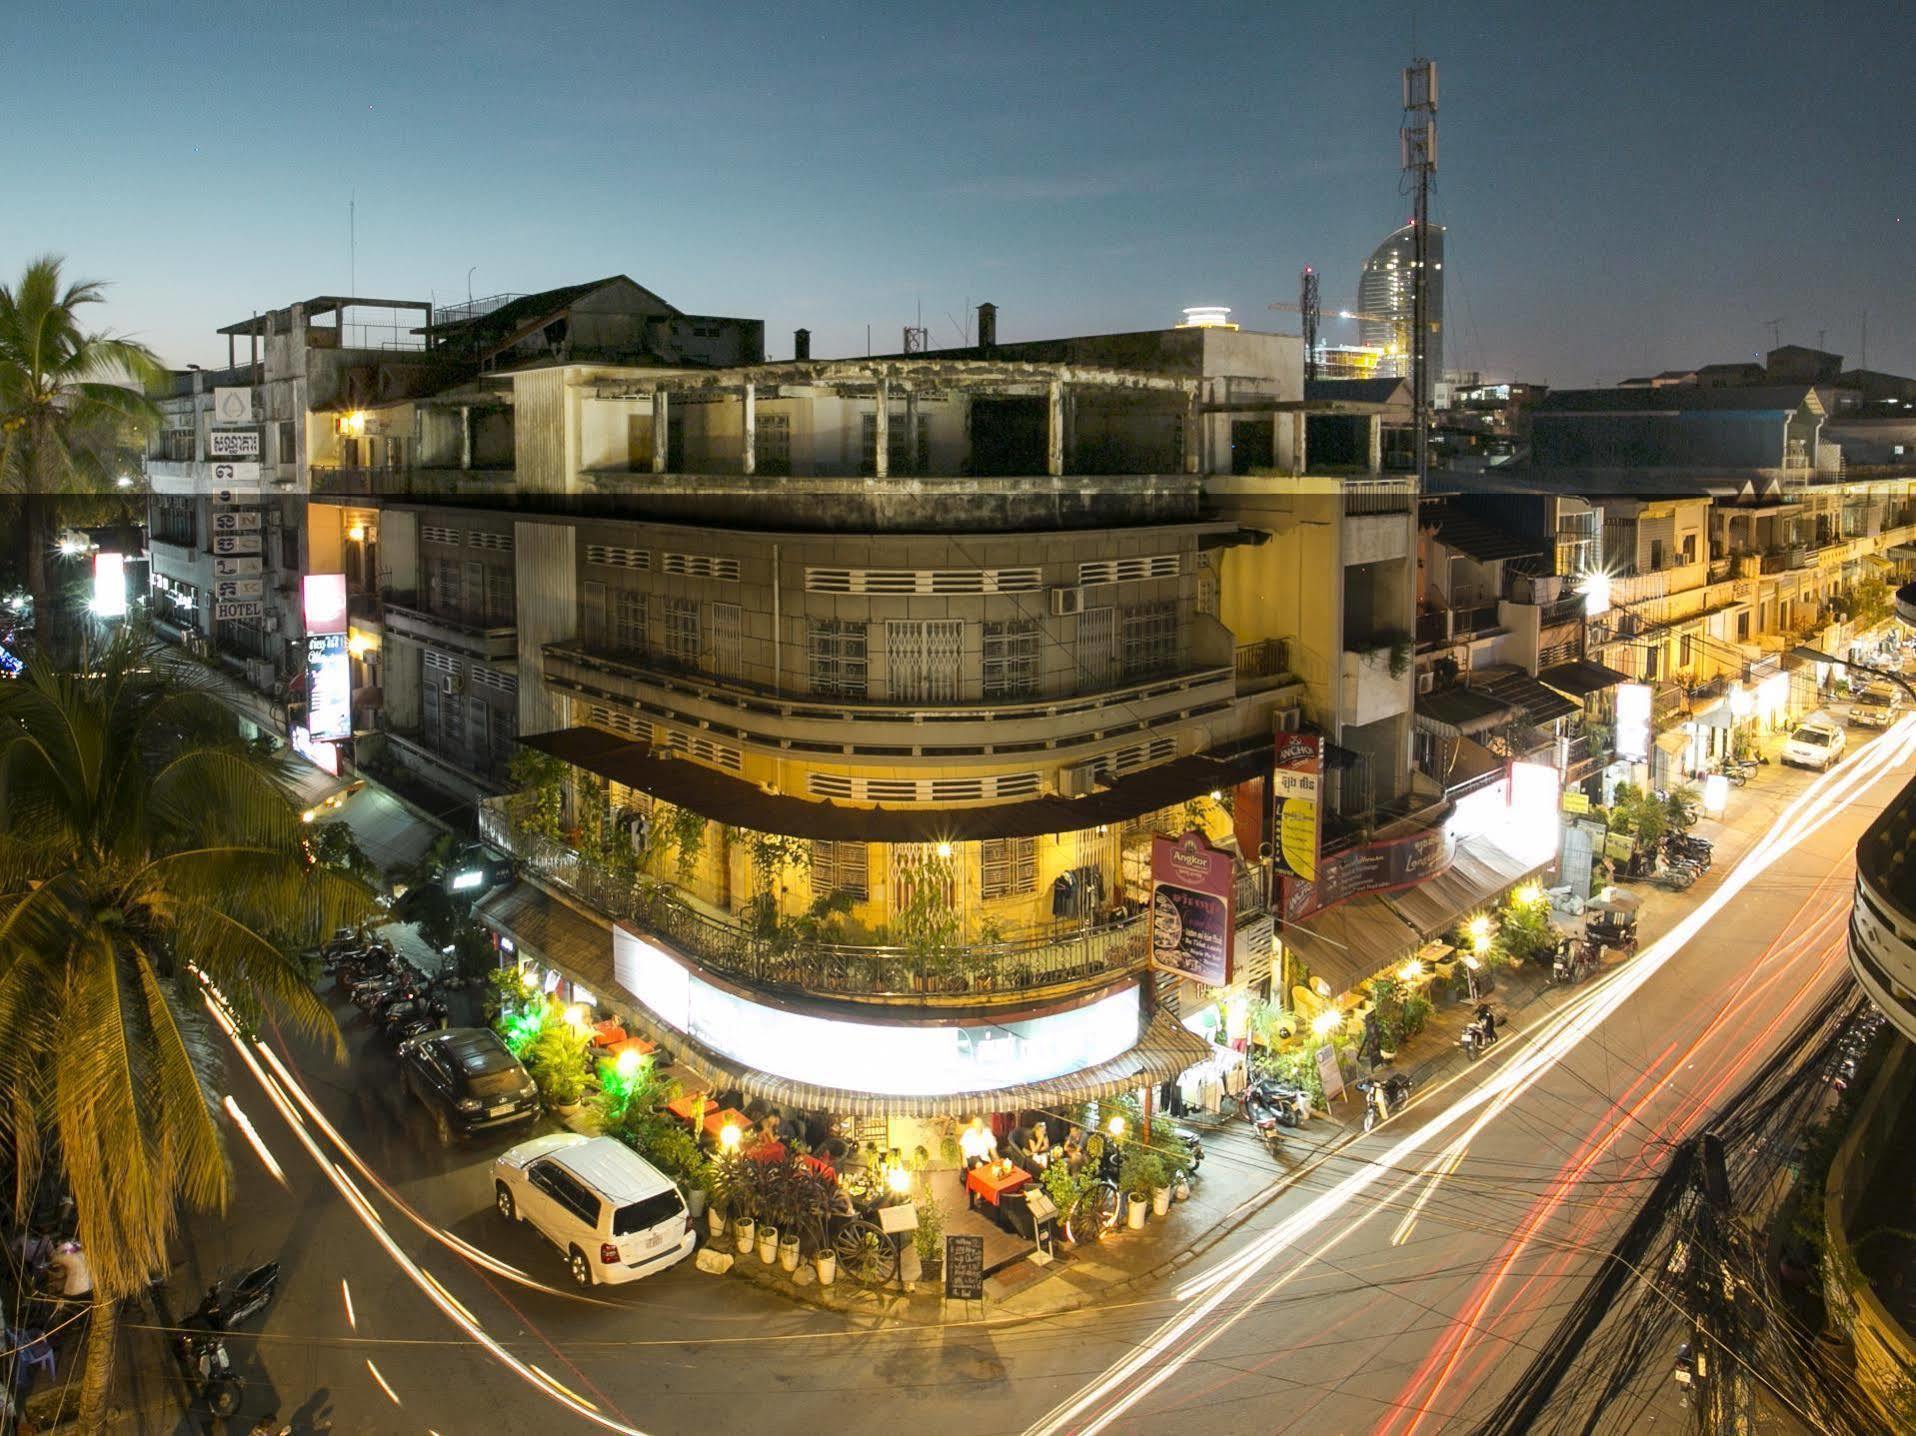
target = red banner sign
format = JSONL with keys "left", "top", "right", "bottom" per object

{"left": 1150, "top": 831, "right": 1234, "bottom": 986}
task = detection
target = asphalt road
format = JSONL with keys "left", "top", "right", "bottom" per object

{"left": 160, "top": 719, "right": 1915, "bottom": 1436}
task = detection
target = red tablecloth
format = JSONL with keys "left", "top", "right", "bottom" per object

{"left": 965, "top": 1164, "right": 1032, "bottom": 1206}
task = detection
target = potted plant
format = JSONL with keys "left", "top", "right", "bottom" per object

{"left": 915, "top": 1196, "right": 946, "bottom": 1283}
{"left": 757, "top": 1222, "right": 780, "bottom": 1264}
{"left": 1119, "top": 1147, "right": 1165, "bottom": 1230}
{"left": 815, "top": 1247, "right": 837, "bottom": 1285}
{"left": 734, "top": 1212, "right": 756, "bottom": 1256}
{"left": 778, "top": 1230, "right": 802, "bottom": 1272}
{"left": 1151, "top": 1167, "right": 1173, "bottom": 1218}
{"left": 524, "top": 1025, "right": 588, "bottom": 1115}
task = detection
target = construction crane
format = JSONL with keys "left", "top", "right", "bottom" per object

{"left": 1271, "top": 285, "right": 1408, "bottom": 379}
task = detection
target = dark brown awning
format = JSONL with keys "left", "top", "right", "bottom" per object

{"left": 1538, "top": 658, "right": 1631, "bottom": 697}
{"left": 517, "top": 727, "right": 1273, "bottom": 842}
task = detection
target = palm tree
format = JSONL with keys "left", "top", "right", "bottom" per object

{"left": 0, "top": 256, "right": 165, "bottom": 662}
{"left": 0, "top": 638, "right": 373, "bottom": 1426}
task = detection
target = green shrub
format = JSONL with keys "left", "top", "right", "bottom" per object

{"left": 1118, "top": 1145, "right": 1168, "bottom": 1197}
{"left": 523, "top": 1024, "right": 589, "bottom": 1108}
{"left": 914, "top": 1195, "right": 946, "bottom": 1267}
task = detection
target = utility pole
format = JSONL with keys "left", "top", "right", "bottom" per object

{"left": 1763, "top": 316, "right": 1784, "bottom": 349}
{"left": 1401, "top": 58, "right": 1437, "bottom": 486}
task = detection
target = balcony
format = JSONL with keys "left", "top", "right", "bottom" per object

{"left": 1341, "top": 479, "right": 1416, "bottom": 516}
{"left": 1233, "top": 637, "right": 1293, "bottom": 694}
{"left": 1340, "top": 643, "right": 1410, "bottom": 726}
{"left": 479, "top": 803, "right": 1166, "bottom": 1008}
{"left": 1535, "top": 595, "right": 1585, "bottom": 629}
{"left": 1415, "top": 608, "right": 1452, "bottom": 648}
{"left": 310, "top": 465, "right": 516, "bottom": 500}
{"left": 383, "top": 592, "right": 517, "bottom": 662}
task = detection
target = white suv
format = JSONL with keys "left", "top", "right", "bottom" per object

{"left": 1782, "top": 721, "right": 1845, "bottom": 771}
{"left": 492, "top": 1133, "right": 694, "bottom": 1286}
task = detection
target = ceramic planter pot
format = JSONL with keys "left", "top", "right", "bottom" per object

{"left": 686, "top": 1188, "right": 708, "bottom": 1220}
{"left": 1152, "top": 1188, "right": 1171, "bottom": 1218}
{"left": 1126, "top": 1195, "right": 1149, "bottom": 1229}
{"left": 815, "top": 1251, "right": 837, "bottom": 1286}
{"left": 757, "top": 1226, "right": 779, "bottom": 1264}
{"left": 706, "top": 1206, "right": 726, "bottom": 1239}
{"left": 734, "top": 1217, "right": 755, "bottom": 1256}
{"left": 778, "top": 1236, "right": 801, "bottom": 1272}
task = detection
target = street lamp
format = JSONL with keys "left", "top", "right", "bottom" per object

{"left": 718, "top": 1122, "right": 743, "bottom": 1153}
{"left": 1311, "top": 1007, "right": 1344, "bottom": 1038}
{"left": 1106, "top": 1115, "right": 1127, "bottom": 1139}
{"left": 1790, "top": 644, "right": 1916, "bottom": 704}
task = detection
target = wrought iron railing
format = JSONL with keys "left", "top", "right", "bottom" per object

{"left": 479, "top": 803, "right": 1172, "bottom": 1001}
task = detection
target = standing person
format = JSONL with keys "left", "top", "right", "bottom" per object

{"left": 958, "top": 1117, "right": 997, "bottom": 1209}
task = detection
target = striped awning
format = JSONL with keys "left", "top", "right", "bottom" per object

{"left": 609, "top": 1007, "right": 1216, "bottom": 1120}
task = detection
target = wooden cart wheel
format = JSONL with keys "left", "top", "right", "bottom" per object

{"left": 833, "top": 1219, "right": 897, "bottom": 1285}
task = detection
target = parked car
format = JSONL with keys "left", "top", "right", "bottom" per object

{"left": 1782, "top": 721, "right": 1845, "bottom": 770}
{"left": 1846, "top": 683, "right": 1901, "bottom": 730}
{"left": 492, "top": 1134, "right": 695, "bottom": 1286}
{"left": 398, "top": 1027, "right": 538, "bottom": 1142}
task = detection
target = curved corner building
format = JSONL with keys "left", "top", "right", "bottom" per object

{"left": 1356, "top": 222, "right": 1444, "bottom": 405}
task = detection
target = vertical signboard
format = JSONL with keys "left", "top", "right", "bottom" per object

{"left": 1314, "top": 1043, "right": 1345, "bottom": 1103}
{"left": 1615, "top": 682, "right": 1651, "bottom": 761}
{"left": 1150, "top": 831, "right": 1234, "bottom": 986}
{"left": 305, "top": 632, "right": 352, "bottom": 740}
{"left": 90, "top": 552, "right": 127, "bottom": 618}
{"left": 1271, "top": 732, "right": 1322, "bottom": 881}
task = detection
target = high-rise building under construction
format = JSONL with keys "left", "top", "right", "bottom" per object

{"left": 1356, "top": 221, "right": 1444, "bottom": 405}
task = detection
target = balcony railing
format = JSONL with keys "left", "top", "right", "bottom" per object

{"left": 480, "top": 803, "right": 1188, "bottom": 1004}
{"left": 1415, "top": 608, "right": 1451, "bottom": 646}
{"left": 311, "top": 464, "right": 517, "bottom": 498}
{"left": 1342, "top": 478, "right": 1417, "bottom": 516}
{"left": 1234, "top": 637, "right": 1291, "bottom": 685}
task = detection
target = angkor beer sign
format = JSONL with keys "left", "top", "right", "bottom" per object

{"left": 1150, "top": 831, "right": 1234, "bottom": 986}
{"left": 1271, "top": 732, "right": 1322, "bottom": 882}
{"left": 1281, "top": 824, "right": 1455, "bottom": 923}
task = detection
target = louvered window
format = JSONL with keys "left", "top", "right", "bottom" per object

{"left": 1079, "top": 554, "right": 1181, "bottom": 585}
{"left": 811, "top": 840, "right": 869, "bottom": 901}
{"left": 661, "top": 553, "right": 740, "bottom": 581}
{"left": 421, "top": 525, "right": 461, "bottom": 547}
{"left": 804, "top": 771, "right": 1040, "bottom": 803}
{"left": 664, "top": 730, "right": 742, "bottom": 771}
{"left": 805, "top": 567, "right": 1042, "bottom": 595}
{"left": 467, "top": 530, "right": 513, "bottom": 553}
{"left": 586, "top": 544, "right": 650, "bottom": 571}
{"left": 981, "top": 837, "right": 1037, "bottom": 900}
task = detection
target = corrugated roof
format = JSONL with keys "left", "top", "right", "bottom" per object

{"left": 1279, "top": 898, "right": 1424, "bottom": 999}
{"left": 1539, "top": 658, "right": 1631, "bottom": 697}
{"left": 1383, "top": 835, "right": 1543, "bottom": 938}
{"left": 1416, "top": 686, "right": 1516, "bottom": 737}
{"left": 1536, "top": 385, "right": 1816, "bottom": 414}
{"left": 1305, "top": 378, "right": 1409, "bottom": 407}
{"left": 1429, "top": 506, "right": 1550, "bottom": 563}
{"left": 1469, "top": 668, "right": 1578, "bottom": 724}
{"left": 517, "top": 727, "right": 1273, "bottom": 842}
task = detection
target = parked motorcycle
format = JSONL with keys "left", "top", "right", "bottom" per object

{"left": 1249, "top": 1077, "right": 1312, "bottom": 1127}
{"left": 189, "top": 1261, "right": 280, "bottom": 1331}
{"left": 1237, "top": 1087, "right": 1285, "bottom": 1156}
{"left": 1460, "top": 1009, "right": 1502, "bottom": 1062}
{"left": 379, "top": 992, "right": 448, "bottom": 1044}
{"left": 179, "top": 1331, "right": 243, "bottom": 1416}
{"left": 1552, "top": 936, "right": 1599, "bottom": 985}
{"left": 1355, "top": 1072, "right": 1412, "bottom": 1132}
{"left": 1663, "top": 832, "right": 1713, "bottom": 869}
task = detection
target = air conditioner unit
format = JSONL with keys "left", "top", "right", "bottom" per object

{"left": 441, "top": 671, "right": 464, "bottom": 695}
{"left": 1050, "top": 586, "right": 1085, "bottom": 617}
{"left": 1272, "top": 706, "right": 1302, "bottom": 733}
{"left": 1416, "top": 670, "right": 1436, "bottom": 695}
{"left": 1058, "top": 761, "right": 1104, "bottom": 798}
{"left": 263, "top": 614, "right": 280, "bottom": 634}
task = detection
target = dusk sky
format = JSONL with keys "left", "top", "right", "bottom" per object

{"left": 7, "top": 1, "right": 1912, "bottom": 384}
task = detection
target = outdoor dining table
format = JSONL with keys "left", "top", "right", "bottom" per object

{"left": 965, "top": 1163, "right": 1032, "bottom": 1207}
{"left": 667, "top": 1093, "right": 752, "bottom": 1140}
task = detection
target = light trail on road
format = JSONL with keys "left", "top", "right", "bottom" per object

{"left": 1028, "top": 717, "right": 1916, "bottom": 1436}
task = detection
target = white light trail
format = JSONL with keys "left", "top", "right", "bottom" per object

{"left": 366, "top": 1357, "right": 402, "bottom": 1406}
{"left": 341, "top": 1277, "right": 357, "bottom": 1331}
{"left": 1030, "top": 718, "right": 1916, "bottom": 1436}
{"left": 222, "top": 1096, "right": 287, "bottom": 1186}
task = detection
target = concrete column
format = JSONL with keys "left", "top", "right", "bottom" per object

{"left": 1184, "top": 388, "right": 1201, "bottom": 474}
{"left": 903, "top": 389, "right": 918, "bottom": 475}
{"left": 741, "top": 382, "right": 756, "bottom": 476}
{"left": 652, "top": 390, "right": 669, "bottom": 473}
{"left": 1047, "top": 380, "right": 1065, "bottom": 477}
{"left": 459, "top": 406, "right": 472, "bottom": 471}
{"left": 1292, "top": 413, "right": 1307, "bottom": 477}
{"left": 874, "top": 376, "right": 890, "bottom": 478}
{"left": 1367, "top": 414, "right": 1383, "bottom": 474}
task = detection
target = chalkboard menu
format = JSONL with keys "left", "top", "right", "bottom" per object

{"left": 944, "top": 1233, "right": 985, "bottom": 1300}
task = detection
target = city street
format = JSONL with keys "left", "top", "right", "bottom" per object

{"left": 155, "top": 719, "right": 1915, "bottom": 1436}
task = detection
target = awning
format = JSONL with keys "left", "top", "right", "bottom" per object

{"left": 1416, "top": 686, "right": 1516, "bottom": 738}
{"left": 665, "top": 1009, "right": 1216, "bottom": 1120}
{"left": 1423, "top": 734, "right": 1508, "bottom": 799}
{"left": 1690, "top": 703, "right": 1736, "bottom": 730}
{"left": 1538, "top": 659, "right": 1631, "bottom": 698}
{"left": 1655, "top": 730, "right": 1689, "bottom": 755}
{"left": 1279, "top": 897, "right": 1424, "bottom": 1000}
{"left": 519, "top": 727, "right": 1273, "bottom": 842}
{"left": 474, "top": 881, "right": 617, "bottom": 989}
{"left": 1383, "top": 835, "right": 1545, "bottom": 938}
{"left": 1469, "top": 668, "right": 1579, "bottom": 724}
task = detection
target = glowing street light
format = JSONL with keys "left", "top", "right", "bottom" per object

{"left": 717, "top": 1123, "right": 743, "bottom": 1153}
{"left": 1399, "top": 959, "right": 1425, "bottom": 982}
{"left": 1466, "top": 913, "right": 1493, "bottom": 953}
{"left": 1107, "top": 1115, "right": 1127, "bottom": 1139}
{"left": 614, "top": 1047, "right": 644, "bottom": 1078}
{"left": 1311, "top": 1008, "right": 1345, "bottom": 1038}
{"left": 885, "top": 1162, "right": 914, "bottom": 1195}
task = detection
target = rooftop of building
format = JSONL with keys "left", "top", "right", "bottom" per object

{"left": 1536, "top": 384, "right": 1822, "bottom": 415}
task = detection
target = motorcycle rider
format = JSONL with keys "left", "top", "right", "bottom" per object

{"left": 1474, "top": 1004, "right": 1498, "bottom": 1046}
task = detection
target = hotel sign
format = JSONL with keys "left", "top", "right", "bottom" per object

{"left": 208, "top": 429, "right": 260, "bottom": 459}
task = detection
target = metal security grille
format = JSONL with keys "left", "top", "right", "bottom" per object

{"left": 810, "top": 840, "right": 869, "bottom": 901}
{"left": 981, "top": 837, "right": 1037, "bottom": 899}
{"left": 1078, "top": 607, "right": 1117, "bottom": 687}
{"left": 1078, "top": 554, "right": 1181, "bottom": 586}
{"left": 1120, "top": 603, "right": 1178, "bottom": 678}
{"left": 711, "top": 602, "right": 742, "bottom": 679}
{"left": 808, "top": 621, "right": 868, "bottom": 698}
{"left": 886, "top": 619, "right": 962, "bottom": 703}
{"left": 805, "top": 568, "right": 1043, "bottom": 595}
{"left": 982, "top": 620, "right": 1040, "bottom": 700}
{"left": 661, "top": 553, "right": 741, "bottom": 581}
{"left": 586, "top": 544, "right": 650, "bottom": 571}
{"left": 889, "top": 842, "right": 954, "bottom": 916}
{"left": 611, "top": 591, "right": 647, "bottom": 655}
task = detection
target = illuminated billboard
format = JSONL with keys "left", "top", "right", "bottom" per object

{"left": 91, "top": 552, "right": 127, "bottom": 618}
{"left": 1615, "top": 682, "right": 1652, "bottom": 761}
{"left": 302, "top": 573, "right": 348, "bottom": 635}
{"left": 305, "top": 632, "right": 352, "bottom": 741}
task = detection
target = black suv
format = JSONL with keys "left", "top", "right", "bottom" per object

{"left": 398, "top": 1027, "right": 539, "bottom": 1143}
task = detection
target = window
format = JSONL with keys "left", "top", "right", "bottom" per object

{"left": 611, "top": 590, "right": 647, "bottom": 655}
{"left": 982, "top": 620, "right": 1040, "bottom": 700}
{"left": 277, "top": 421, "right": 297, "bottom": 466}
{"left": 808, "top": 621, "right": 868, "bottom": 699}
{"left": 159, "top": 429, "right": 195, "bottom": 462}
{"left": 757, "top": 414, "right": 791, "bottom": 475}
{"left": 1736, "top": 611, "right": 1751, "bottom": 641}
{"left": 886, "top": 619, "right": 962, "bottom": 703}
{"left": 811, "top": 840, "right": 869, "bottom": 901}
{"left": 981, "top": 837, "right": 1036, "bottom": 900}
{"left": 661, "top": 598, "right": 700, "bottom": 667}
{"left": 279, "top": 523, "right": 300, "bottom": 571}
{"left": 1680, "top": 634, "right": 1694, "bottom": 667}
{"left": 152, "top": 497, "right": 196, "bottom": 547}
{"left": 860, "top": 413, "right": 930, "bottom": 474}
{"left": 1120, "top": 603, "right": 1178, "bottom": 679}
{"left": 1680, "top": 534, "right": 1697, "bottom": 564}
{"left": 484, "top": 568, "right": 514, "bottom": 626}
{"left": 1643, "top": 646, "right": 1661, "bottom": 680}
{"left": 711, "top": 602, "right": 742, "bottom": 680}
{"left": 429, "top": 558, "right": 464, "bottom": 618}
{"left": 890, "top": 843, "right": 955, "bottom": 915}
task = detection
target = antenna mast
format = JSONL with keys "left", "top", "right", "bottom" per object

{"left": 1401, "top": 56, "right": 1437, "bottom": 484}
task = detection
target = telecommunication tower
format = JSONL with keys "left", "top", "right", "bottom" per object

{"left": 1401, "top": 57, "right": 1437, "bottom": 483}
{"left": 1300, "top": 267, "right": 1321, "bottom": 381}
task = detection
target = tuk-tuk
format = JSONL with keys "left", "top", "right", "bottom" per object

{"left": 1584, "top": 887, "right": 1640, "bottom": 955}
